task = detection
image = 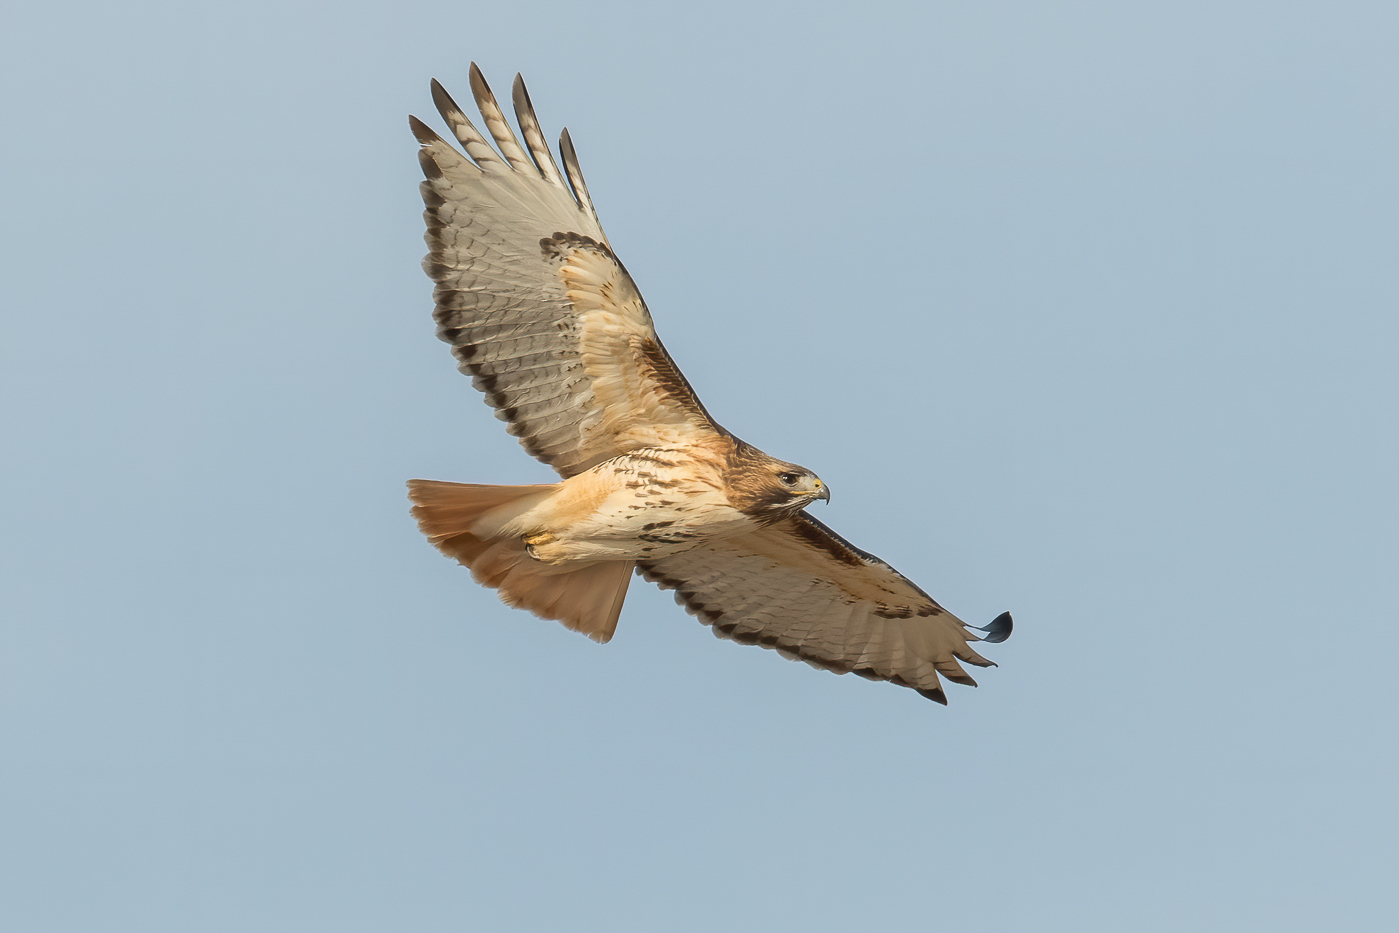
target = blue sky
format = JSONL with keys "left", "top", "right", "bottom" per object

{"left": 3, "top": 2, "right": 1396, "bottom": 930}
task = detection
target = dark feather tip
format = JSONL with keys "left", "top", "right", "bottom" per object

{"left": 916, "top": 686, "right": 949, "bottom": 705}
{"left": 976, "top": 611, "right": 1013, "bottom": 644}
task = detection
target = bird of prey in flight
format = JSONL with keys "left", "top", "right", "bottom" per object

{"left": 407, "top": 64, "right": 1011, "bottom": 703}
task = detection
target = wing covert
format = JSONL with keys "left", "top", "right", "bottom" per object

{"left": 412, "top": 64, "right": 721, "bottom": 477}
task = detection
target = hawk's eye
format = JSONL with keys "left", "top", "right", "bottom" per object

{"left": 778, "top": 472, "right": 801, "bottom": 486}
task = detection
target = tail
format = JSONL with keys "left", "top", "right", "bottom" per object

{"left": 407, "top": 479, "right": 635, "bottom": 643}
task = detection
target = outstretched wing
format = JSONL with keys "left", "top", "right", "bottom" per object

{"left": 412, "top": 64, "right": 724, "bottom": 478}
{"left": 637, "top": 513, "right": 1012, "bottom": 703}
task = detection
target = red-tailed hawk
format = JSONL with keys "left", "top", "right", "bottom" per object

{"left": 407, "top": 64, "right": 1012, "bottom": 703}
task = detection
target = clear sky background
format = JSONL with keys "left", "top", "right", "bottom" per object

{"left": 3, "top": 2, "right": 1396, "bottom": 930}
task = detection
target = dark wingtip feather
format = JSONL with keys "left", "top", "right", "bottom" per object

{"left": 940, "top": 668, "right": 980, "bottom": 687}
{"left": 409, "top": 116, "right": 447, "bottom": 179}
{"left": 468, "top": 61, "right": 495, "bottom": 109}
{"left": 408, "top": 114, "right": 440, "bottom": 144}
{"left": 429, "top": 78, "right": 455, "bottom": 118}
{"left": 917, "top": 686, "right": 949, "bottom": 705}
{"left": 977, "top": 611, "right": 1014, "bottom": 644}
{"left": 511, "top": 72, "right": 565, "bottom": 186}
{"left": 425, "top": 77, "right": 447, "bottom": 108}
{"left": 558, "top": 127, "right": 597, "bottom": 218}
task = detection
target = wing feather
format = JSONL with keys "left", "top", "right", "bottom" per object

{"left": 468, "top": 64, "right": 536, "bottom": 175}
{"left": 427, "top": 80, "right": 505, "bottom": 173}
{"left": 413, "top": 65, "right": 721, "bottom": 477}
{"left": 638, "top": 512, "right": 1003, "bottom": 703}
{"left": 558, "top": 129, "right": 600, "bottom": 226}
{"left": 511, "top": 74, "right": 567, "bottom": 189}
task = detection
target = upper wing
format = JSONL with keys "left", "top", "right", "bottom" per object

{"left": 411, "top": 65, "right": 724, "bottom": 478}
{"left": 637, "top": 512, "right": 1012, "bottom": 704}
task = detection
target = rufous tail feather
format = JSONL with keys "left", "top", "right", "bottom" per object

{"left": 406, "top": 479, "right": 634, "bottom": 642}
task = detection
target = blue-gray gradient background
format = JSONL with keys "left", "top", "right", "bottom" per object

{"left": 4, "top": 2, "right": 1396, "bottom": 930}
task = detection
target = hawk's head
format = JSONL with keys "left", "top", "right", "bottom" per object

{"left": 724, "top": 442, "right": 830, "bottom": 523}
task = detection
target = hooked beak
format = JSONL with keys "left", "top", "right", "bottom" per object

{"left": 813, "top": 479, "right": 831, "bottom": 503}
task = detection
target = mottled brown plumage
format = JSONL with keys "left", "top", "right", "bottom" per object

{"left": 407, "top": 64, "right": 1011, "bottom": 703}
